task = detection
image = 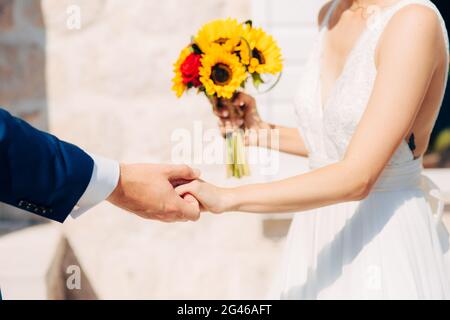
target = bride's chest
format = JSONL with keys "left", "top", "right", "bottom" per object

{"left": 295, "top": 44, "right": 377, "bottom": 145}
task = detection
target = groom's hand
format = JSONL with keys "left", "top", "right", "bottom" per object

{"left": 107, "top": 164, "right": 201, "bottom": 222}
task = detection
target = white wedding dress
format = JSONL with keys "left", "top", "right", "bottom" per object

{"left": 272, "top": 0, "right": 450, "bottom": 299}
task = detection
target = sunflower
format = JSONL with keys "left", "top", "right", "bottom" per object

{"left": 199, "top": 44, "right": 247, "bottom": 99}
{"left": 195, "top": 18, "right": 243, "bottom": 53}
{"left": 243, "top": 26, "right": 283, "bottom": 75}
{"left": 172, "top": 46, "right": 193, "bottom": 97}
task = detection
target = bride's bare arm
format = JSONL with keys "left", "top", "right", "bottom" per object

{"left": 215, "top": 93, "right": 308, "bottom": 157}
{"left": 179, "top": 6, "right": 443, "bottom": 214}
{"left": 254, "top": 123, "right": 308, "bottom": 157}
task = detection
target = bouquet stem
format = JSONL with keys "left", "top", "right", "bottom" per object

{"left": 226, "top": 130, "right": 250, "bottom": 178}
{"left": 209, "top": 95, "right": 250, "bottom": 178}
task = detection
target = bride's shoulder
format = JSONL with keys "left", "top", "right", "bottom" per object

{"left": 382, "top": 3, "right": 442, "bottom": 44}
{"left": 389, "top": 2, "right": 441, "bottom": 25}
{"left": 317, "top": 1, "right": 334, "bottom": 28}
{"left": 377, "top": 3, "right": 444, "bottom": 66}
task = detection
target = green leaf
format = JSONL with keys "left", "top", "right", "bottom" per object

{"left": 197, "top": 87, "right": 205, "bottom": 94}
{"left": 251, "top": 73, "right": 265, "bottom": 89}
{"left": 191, "top": 43, "right": 203, "bottom": 55}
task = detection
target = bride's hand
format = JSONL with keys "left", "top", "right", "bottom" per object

{"left": 211, "top": 92, "right": 271, "bottom": 146}
{"left": 175, "top": 180, "right": 231, "bottom": 214}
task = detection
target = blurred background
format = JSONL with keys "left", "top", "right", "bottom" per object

{"left": 0, "top": 0, "right": 448, "bottom": 299}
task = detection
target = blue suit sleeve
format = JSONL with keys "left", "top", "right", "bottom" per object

{"left": 0, "top": 108, "right": 94, "bottom": 223}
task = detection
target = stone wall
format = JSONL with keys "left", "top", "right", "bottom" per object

{"left": 0, "top": 0, "right": 46, "bottom": 127}
{"left": 0, "top": 0, "right": 47, "bottom": 231}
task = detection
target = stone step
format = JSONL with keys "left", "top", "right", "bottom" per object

{"left": 0, "top": 223, "right": 98, "bottom": 300}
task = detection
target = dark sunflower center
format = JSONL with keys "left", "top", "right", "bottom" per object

{"left": 252, "top": 48, "right": 265, "bottom": 65}
{"left": 211, "top": 63, "right": 232, "bottom": 86}
{"left": 215, "top": 38, "right": 229, "bottom": 45}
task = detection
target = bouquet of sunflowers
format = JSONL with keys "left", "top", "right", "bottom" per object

{"left": 172, "top": 18, "right": 283, "bottom": 178}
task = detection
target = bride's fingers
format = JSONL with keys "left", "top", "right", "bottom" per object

{"left": 212, "top": 98, "right": 231, "bottom": 119}
{"left": 232, "top": 92, "right": 247, "bottom": 107}
{"left": 232, "top": 101, "right": 245, "bottom": 118}
{"left": 213, "top": 106, "right": 229, "bottom": 119}
{"left": 235, "top": 118, "right": 244, "bottom": 128}
{"left": 224, "top": 120, "right": 235, "bottom": 132}
{"left": 183, "top": 193, "right": 199, "bottom": 206}
{"left": 219, "top": 121, "right": 243, "bottom": 138}
{"left": 210, "top": 96, "right": 226, "bottom": 118}
{"left": 175, "top": 180, "right": 200, "bottom": 198}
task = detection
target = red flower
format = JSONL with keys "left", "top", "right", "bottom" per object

{"left": 181, "top": 52, "right": 202, "bottom": 87}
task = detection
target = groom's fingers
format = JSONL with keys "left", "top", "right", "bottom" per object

{"left": 166, "top": 164, "right": 201, "bottom": 180}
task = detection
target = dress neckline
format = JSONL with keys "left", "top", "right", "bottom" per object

{"left": 317, "top": 25, "right": 371, "bottom": 115}
{"left": 317, "top": 0, "right": 407, "bottom": 115}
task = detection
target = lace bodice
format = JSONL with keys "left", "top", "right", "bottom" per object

{"left": 294, "top": 0, "right": 449, "bottom": 167}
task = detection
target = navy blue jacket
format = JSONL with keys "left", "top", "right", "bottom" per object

{"left": 0, "top": 108, "right": 94, "bottom": 223}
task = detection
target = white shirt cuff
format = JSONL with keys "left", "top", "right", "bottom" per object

{"left": 70, "top": 154, "right": 120, "bottom": 219}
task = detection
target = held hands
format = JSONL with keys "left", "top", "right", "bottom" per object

{"left": 175, "top": 180, "right": 231, "bottom": 215}
{"left": 106, "top": 94, "right": 268, "bottom": 222}
{"left": 107, "top": 164, "right": 201, "bottom": 222}
{"left": 173, "top": 92, "right": 267, "bottom": 214}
